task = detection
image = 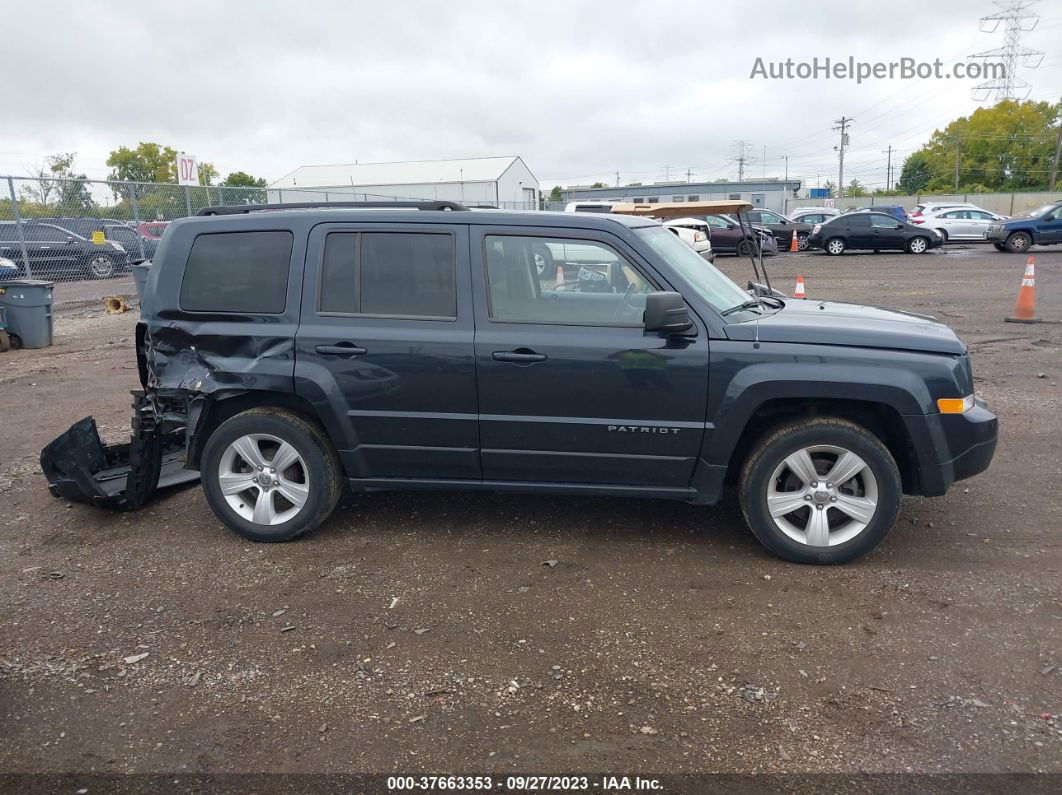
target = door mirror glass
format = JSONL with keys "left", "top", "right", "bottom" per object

{"left": 643, "top": 291, "right": 694, "bottom": 334}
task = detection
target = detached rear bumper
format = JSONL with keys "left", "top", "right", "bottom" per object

{"left": 40, "top": 392, "right": 199, "bottom": 510}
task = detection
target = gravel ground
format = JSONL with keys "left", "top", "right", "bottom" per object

{"left": 0, "top": 245, "right": 1060, "bottom": 782}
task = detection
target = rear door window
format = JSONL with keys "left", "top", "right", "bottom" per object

{"left": 319, "top": 231, "right": 456, "bottom": 319}
{"left": 180, "top": 230, "right": 293, "bottom": 313}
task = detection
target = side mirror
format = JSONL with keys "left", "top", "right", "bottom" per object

{"left": 643, "top": 291, "right": 694, "bottom": 334}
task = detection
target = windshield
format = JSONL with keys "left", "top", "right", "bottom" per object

{"left": 1029, "top": 203, "right": 1058, "bottom": 218}
{"left": 635, "top": 226, "right": 751, "bottom": 314}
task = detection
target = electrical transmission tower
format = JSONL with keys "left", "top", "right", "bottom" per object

{"left": 969, "top": 0, "right": 1043, "bottom": 102}
{"left": 729, "top": 140, "right": 755, "bottom": 181}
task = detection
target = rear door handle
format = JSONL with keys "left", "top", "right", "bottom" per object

{"left": 492, "top": 349, "right": 547, "bottom": 364}
{"left": 316, "top": 342, "right": 367, "bottom": 357}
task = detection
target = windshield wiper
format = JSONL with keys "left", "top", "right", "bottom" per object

{"left": 721, "top": 299, "right": 767, "bottom": 316}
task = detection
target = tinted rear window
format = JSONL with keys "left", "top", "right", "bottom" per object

{"left": 320, "top": 231, "right": 455, "bottom": 319}
{"left": 180, "top": 231, "right": 293, "bottom": 313}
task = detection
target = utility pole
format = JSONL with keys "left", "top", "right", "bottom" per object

{"left": 970, "top": 0, "right": 1044, "bottom": 102}
{"left": 731, "top": 140, "right": 753, "bottom": 182}
{"left": 883, "top": 145, "right": 894, "bottom": 191}
{"left": 834, "top": 117, "right": 852, "bottom": 198}
{"left": 664, "top": 165, "right": 671, "bottom": 181}
{"left": 782, "top": 155, "right": 788, "bottom": 184}
{"left": 686, "top": 168, "right": 693, "bottom": 183}
{"left": 615, "top": 171, "right": 620, "bottom": 187}
{"left": 1050, "top": 95, "right": 1062, "bottom": 191}
{"left": 954, "top": 135, "right": 962, "bottom": 192}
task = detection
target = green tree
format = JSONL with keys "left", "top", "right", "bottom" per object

{"left": 845, "top": 179, "right": 868, "bottom": 197}
{"left": 903, "top": 99, "right": 1060, "bottom": 192}
{"left": 221, "top": 171, "right": 268, "bottom": 188}
{"left": 548, "top": 185, "right": 563, "bottom": 201}
{"left": 590, "top": 182, "right": 606, "bottom": 188}
{"left": 822, "top": 180, "right": 836, "bottom": 197}
{"left": 897, "top": 151, "right": 932, "bottom": 194}
{"left": 107, "top": 142, "right": 179, "bottom": 184}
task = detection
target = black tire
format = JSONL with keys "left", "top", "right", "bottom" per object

{"left": 84, "top": 254, "right": 118, "bottom": 279}
{"left": 824, "top": 237, "right": 846, "bottom": 256}
{"left": 736, "top": 239, "right": 752, "bottom": 257}
{"left": 992, "top": 243, "right": 1006, "bottom": 252}
{"left": 531, "top": 241, "right": 554, "bottom": 278}
{"left": 200, "top": 408, "right": 343, "bottom": 542}
{"left": 935, "top": 228, "right": 949, "bottom": 243}
{"left": 7, "top": 332, "right": 22, "bottom": 350}
{"left": 1004, "top": 231, "right": 1032, "bottom": 254}
{"left": 739, "top": 417, "right": 902, "bottom": 565}
{"left": 906, "top": 236, "right": 930, "bottom": 254}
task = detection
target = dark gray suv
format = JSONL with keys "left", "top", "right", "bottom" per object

{"left": 41, "top": 201, "right": 997, "bottom": 564}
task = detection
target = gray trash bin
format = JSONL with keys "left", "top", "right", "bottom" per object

{"left": 0, "top": 279, "right": 54, "bottom": 349}
{"left": 132, "top": 262, "right": 151, "bottom": 300}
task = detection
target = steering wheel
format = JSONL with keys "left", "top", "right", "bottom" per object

{"left": 610, "top": 282, "right": 636, "bottom": 321}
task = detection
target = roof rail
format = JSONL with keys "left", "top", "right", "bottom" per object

{"left": 195, "top": 200, "right": 469, "bottom": 216}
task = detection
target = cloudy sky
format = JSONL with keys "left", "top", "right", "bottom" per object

{"left": 4, "top": 0, "right": 1060, "bottom": 192}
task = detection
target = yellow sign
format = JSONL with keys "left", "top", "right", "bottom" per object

{"left": 91, "top": 230, "right": 106, "bottom": 245}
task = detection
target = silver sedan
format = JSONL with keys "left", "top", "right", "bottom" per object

{"left": 912, "top": 207, "right": 1007, "bottom": 243}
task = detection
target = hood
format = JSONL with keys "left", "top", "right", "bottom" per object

{"left": 724, "top": 299, "right": 966, "bottom": 355}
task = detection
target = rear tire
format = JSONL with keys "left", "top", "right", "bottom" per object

{"left": 85, "top": 254, "right": 117, "bottom": 279}
{"left": 992, "top": 243, "right": 1006, "bottom": 252}
{"left": 936, "top": 228, "right": 949, "bottom": 242}
{"left": 739, "top": 417, "right": 902, "bottom": 565}
{"left": 796, "top": 233, "right": 809, "bottom": 251}
{"left": 200, "top": 408, "right": 343, "bottom": 542}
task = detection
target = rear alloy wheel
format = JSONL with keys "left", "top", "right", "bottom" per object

{"left": 1004, "top": 231, "right": 1032, "bottom": 253}
{"left": 907, "top": 236, "right": 929, "bottom": 254}
{"left": 201, "top": 408, "right": 342, "bottom": 542}
{"left": 825, "top": 237, "right": 846, "bottom": 256}
{"left": 796, "top": 233, "right": 810, "bottom": 251}
{"left": 740, "top": 417, "right": 901, "bottom": 564}
{"left": 86, "top": 254, "right": 117, "bottom": 279}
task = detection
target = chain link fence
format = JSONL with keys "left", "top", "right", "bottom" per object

{"left": 0, "top": 175, "right": 540, "bottom": 313}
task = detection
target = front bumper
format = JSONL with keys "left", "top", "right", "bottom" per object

{"left": 700, "top": 250, "right": 715, "bottom": 264}
{"left": 908, "top": 400, "right": 998, "bottom": 497}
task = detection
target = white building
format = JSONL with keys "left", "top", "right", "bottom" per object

{"left": 268, "top": 156, "right": 539, "bottom": 209}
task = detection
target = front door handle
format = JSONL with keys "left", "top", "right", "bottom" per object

{"left": 492, "top": 349, "right": 547, "bottom": 364}
{"left": 316, "top": 342, "right": 367, "bottom": 357}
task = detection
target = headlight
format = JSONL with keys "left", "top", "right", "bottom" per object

{"left": 110, "top": 242, "right": 126, "bottom": 252}
{"left": 694, "top": 231, "right": 707, "bottom": 242}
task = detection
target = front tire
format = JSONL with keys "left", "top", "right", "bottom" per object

{"left": 824, "top": 237, "right": 846, "bottom": 256}
{"left": 531, "top": 242, "right": 554, "bottom": 277}
{"left": 85, "top": 254, "right": 117, "bottom": 279}
{"left": 200, "top": 408, "right": 343, "bottom": 542}
{"left": 907, "top": 236, "right": 929, "bottom": 254}
{"left": 739, "top": 417, "right": 902, "bottom": 564}
{"left": 1004, "top": 231, "right": 1032, "bottom": 253}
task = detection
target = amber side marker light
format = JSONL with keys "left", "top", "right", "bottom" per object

{"left": 937, "top": 396, "right": 974, "bottom": 414}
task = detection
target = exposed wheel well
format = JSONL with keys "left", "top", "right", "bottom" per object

{"left": 724, "top": 398, "right": 919, "bottom": 493}
{"left": 188, "top": 391, "right": 329, "bottom": 470}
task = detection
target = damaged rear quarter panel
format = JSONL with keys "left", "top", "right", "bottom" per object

{"left": 140, "top": 215, "right": 310, "bottom": 399}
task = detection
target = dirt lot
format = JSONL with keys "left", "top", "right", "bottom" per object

{"left": 1, "top": 245, "right": 1060, "bottom": 783}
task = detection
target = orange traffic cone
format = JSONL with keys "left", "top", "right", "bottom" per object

{"left": 1005, "top": 256, "right": 1039, "bottom": 323}
{"left": 793, "top": 275, "right": 807, "bottom": 299}
{"left": 789, "top": 230, "right": 799, "bottom": 253}
{"left": 555, "top": 264, "right": 565, "bottom": 288}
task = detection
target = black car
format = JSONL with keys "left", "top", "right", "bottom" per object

{"left": 41, "top": 200, "right": 996, "bottom": 565}
{"left": 691, "top": 214, "right": 779, "bottom": 256}
{"left": 807, "top": 212, "right": 944, "bottom": 255}
{"left": 0, "top": 221, "right": 133, "bottom": 279}
{"left": 37, "top": 217, "right": 157, "bottom": 262}
{"left": 727, "top": 208, "right": 814, "bottom": 251}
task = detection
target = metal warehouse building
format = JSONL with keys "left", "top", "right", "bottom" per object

{"left": 558, "top": 179, "right": 801, "bottom": 214}
{"left": 268, "top": 156, "right": 539, "bottom": 209}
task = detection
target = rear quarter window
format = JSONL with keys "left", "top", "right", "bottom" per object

{"left": 180, "top": 230, "right": 293, "bottom": 313}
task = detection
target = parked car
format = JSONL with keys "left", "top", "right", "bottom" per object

{"left": 909, "top": 202, "right": 979, "bottom": 219}
{"left": 807, "top": 212, "right": 944, "bottom": 255}
{"left": 852, "top": 205, "right": 908, "bottom": 222}
{"left": 912, "top": 207, "right": 1006, "bottom": 243}
{"left": 39, "top": 217, "right": 157, "bottom": 262}
{"left": 0, "top": 221, "right": 131, "bottom": 278}
{"left": 691, "top": 214, "right": 778, "bottom": 256}
{"left": 726, "top": 208, "right": 814, "bottom": 251}
{"left": 139, "top": 221, "right": 170, "bottom": 240}
{"left": 564, "top": 201, "right": 618, "bottom": 213}
{"left": 663, "top": 217, "right": 714, "bottom": 262}
{"left": 0, "top": 256, "right": 17, "bottom": 280}
{"left": 41, "top": 200, "right": 997, "bottom": 566}
{"left": 986, "top": 201, "right": 1062, "bottom": 253}
{"left": 789, "top": 207, "right": 841, "bottom": 225}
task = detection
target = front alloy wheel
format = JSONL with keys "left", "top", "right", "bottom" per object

{"left": 907, "top": 236, "right": 928, "bottom": 254}
{"left": 1005, "top": 231, "right": 1031, "bottom": 253}
{"left": 796, "top": 233, "right": 809, "bottom": 251}
{"left": 740, "top": 417, "right": 902, "bottom": 564}
{"left": 87, "top": 255, "right": 116, "bottom": 279}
